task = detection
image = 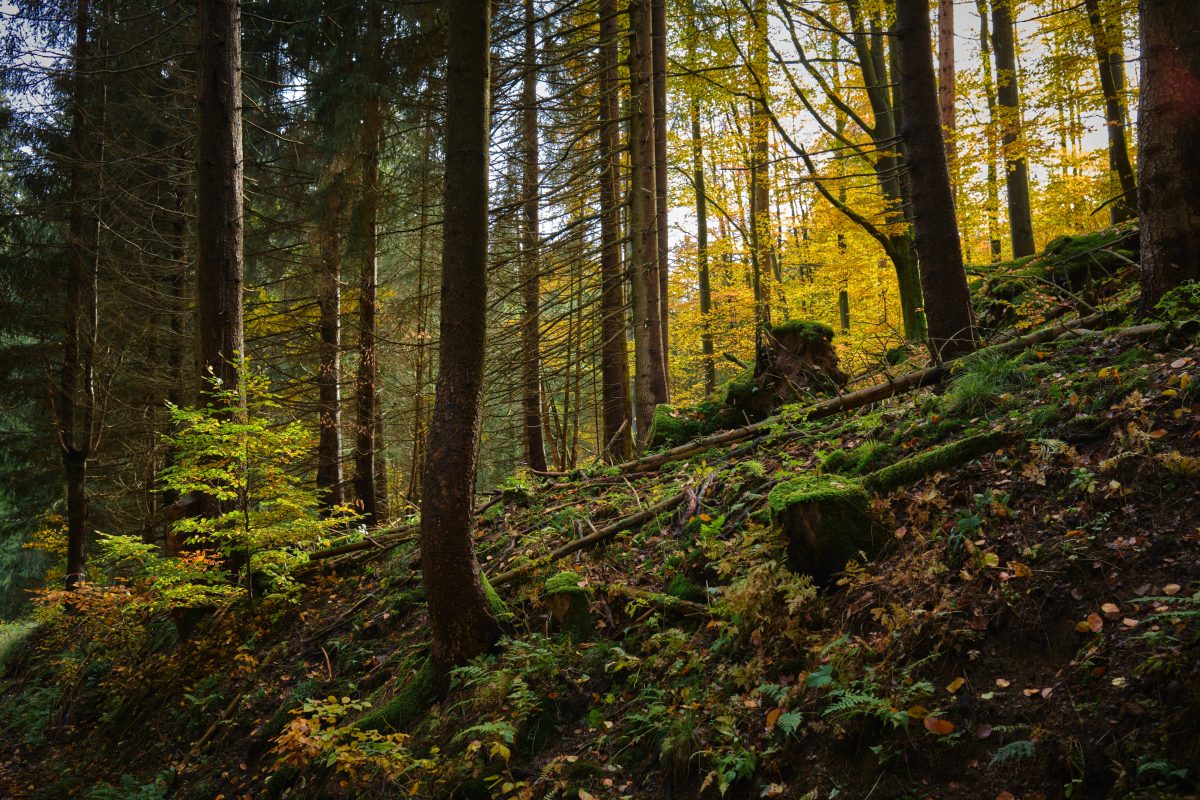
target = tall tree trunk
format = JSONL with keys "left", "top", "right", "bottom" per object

{"left": 991, "top": 0, "right": 1036, "bottom": 257}
{"left": 196, "top": 0, "right": 244, "bottom": 408}
{"left": 748, "top": 0, "right": 774, "bottom": 341}
{"left": 629, "top": 0, "right": 668, "bottom": 450}
{"left": 976, "top": 0, "right": 1003, "bottom": 260}
{"left": 896, "top": 0, "right": 977, "bottom": 360}
{"left": 937, "top": 0, "right": 956, "bottom": 189}
{"left": 407, "top": 114, "right": 435, "bottom": 502}
{"left": 651, "top": 0, "right": 670, "bottom": 379}
{"left": 420, "top": 0, "right": 501, "bottom": 676}
{"left": 316, "top": 180, "right": 344, "bottom": 509}
{"left": 61, "top": 0, "right": 96, "bottom": 588}
{"left": 691, "top": 101, "right": 715, "bottom": 397}
{"left": 1136, "top": 0, "right": 1200, "bottom": 315}
{"left": 353, "top": 0, "right": 385, "bottom": 525}
{"left": 598, "top": 0, "right": 632, "bottom": 462}
{"left": 521, "top": 0, "right": 548, "bottom": 472}
{"left": 1084, "top": 0, "right": 1137, "bottom": 224}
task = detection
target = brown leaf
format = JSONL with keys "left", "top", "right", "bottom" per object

{"left": 765, "top": 707, "right": 782, "bottom": 730}
{"left": 976, "top": 723, "right": 993, "bottom": 739}
{"left": 907, "top": 704, "right": 930, "bottom": 720}
{"left": 946, "top": 677, "right": 965, "bottom": 693}
{"left": 1164, "top": 583, "right": 1181, "bottom": 596}
{"left": 1101, "top": 602, "right": 1120, "bottom": 618}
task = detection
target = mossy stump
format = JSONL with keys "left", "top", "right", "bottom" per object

{"left": 729, "top": 321, "right": 848, "bottom": 421}
{"left": 861, "top": 431, "right": 1013, "bottom": 495}
{"left": 543, "top": 572, "right": 594, "bottom": 641}
{"left": 768, "top": 475, "right": 877, "bottom": 583}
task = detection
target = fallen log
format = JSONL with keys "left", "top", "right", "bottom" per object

{"left": 488, "top": 490, "right": 687, "bottom": 588}
{"left": 616, "top": 311, "right": 1109, "bottom": 473}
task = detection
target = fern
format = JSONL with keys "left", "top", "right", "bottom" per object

{"left": 989, "top": 739, "right": 1035, "bottom": 767}
{"left": 776, "top": 710, "right": 803, "bottom": 738}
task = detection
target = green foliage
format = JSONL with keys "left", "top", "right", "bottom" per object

{"left": 1153, "top": 280, "right": 1200, "bottom": 321}
{"left": 0, "top": 684, "right": 60, "bottom": 746}
{"left": 84, "top": 773, "right": 171, "bottom": 800}
{"left": 863, "top": 431, "right": 1012, "bottom": 494}
{"left": 154, "top": 364, "right": 357, "bottom": 601}
{"left": 94, "top": 537, "right": 239, "bottom": 612}
{"left": 945, "top": 350, "right": 1031, "bottom": 417}
{"left": 990, "top": 739, "right": 1035, "bottom": 767}
{"left": 0, "top": 619, "right": 36, "bottom": 673}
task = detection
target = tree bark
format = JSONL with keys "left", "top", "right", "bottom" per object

{"left": 1084, "top": 0, "right": 1137, "bottom": 224}
{"left": 629, "top": 0, "right": 668, "bottom": 449}
{"left": 60, "top": 0, "right": 97, "bottom": 589}
{"left": 748, "top": 0, "right": 774, "bottom": 337}
{"left": 316, "top": 176, "right": 344, "bottom": 509}
{"left": 1136, "top": 0, "right": 1200, "bottom": 315}
{"left": 521, "top": 0, "right": 548, "bottom": 473}
{"left": 896, "top": 0, "right": 977, "bottom": 360}
{"left": 937, "top": 0, "right": 956, "bottom": 187}
{"left": 420, "top": 0, "right": 501, "bottom": 676}
{"left": 991, "top": 0, "right": 1036, "bottom": 258}
{"left": 652, "top": 0, "right": 670, "bottom": 375}
{"left": 691, "top": 101, "right": 715, "bottom": 397}
{"left": 196, "top": 0, "right": 244, "bottom": 407}
{"left": 598, "top": 0, "right": 632, "bottom": 463}
{"left": 976, "top": 0, "right": 1003, "bottom": 261}
{"left": 353, "top": 0, "right": 386, "bottom": 525}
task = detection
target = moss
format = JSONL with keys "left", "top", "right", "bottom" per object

{"left": 646, "top": 401, "right": 734, "bottom": 451}
{"left": 356, "top": 656, "right": 436, "bottom": 732}
{"left": 543, "top": 571, "right": 593, "bottom": 641}
{"left": 768, "top": 475, "right": 876, "bottom": 582}
{"left": 480, "top": 571, "right": 512, "bottom": 622}
{"left": 862, "top": 431, "right": 1012, "bottom": 495}
{"left": 665, "top": 574, "right": 706, "bottom": 603}
{"left": 768, "top": 319, "right": 835, "bottom": 344}
{"left": 821, "top": 440, "right": 888, "bottom": 476}
{"left": 722, "top": 368, "right": 758, "bottom": 407}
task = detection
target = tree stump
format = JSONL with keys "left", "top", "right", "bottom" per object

{"left": 727, "top": 321, "right": 848, "bottom": 421}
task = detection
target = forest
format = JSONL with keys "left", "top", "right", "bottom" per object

{"left": 0, "top": 0, "right": 1198, "bottom": 797}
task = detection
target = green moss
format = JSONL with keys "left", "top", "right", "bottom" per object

{"left": 722, "top": 368, "right": 758, "bottom": 407}
{"left": 768, "top": 319, "right": 835, "bottom": 344}
{"left": 821, "top": 440, "right": 888, "bottom": 476}
{"left": 862, "top": 431, "right": 1012, "bottom": 495}
{"left": 543, "top": 572, "right": 593, "bottom": 641}
{"left": 768, "top": 475, "right": 876, "bottom": 582}
{"left": 480, "top": 571, "right": 512, "bottom": 622}
{"left": 665, "top": 574, "right": 706, "bottom": 603}
{"left": 646, "top": 401, "right": 734, "bottom": 451}
{"left": 356, "top": 656, "right": 436, "bottom": 732}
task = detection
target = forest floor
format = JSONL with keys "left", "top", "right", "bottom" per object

{"left": 2, "top": 273, "right": 1200, "bottom": 799}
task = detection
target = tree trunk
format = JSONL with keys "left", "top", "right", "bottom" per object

{"left": 420, "top": 0, "right": 501, "bottom": 676}
{"left": 353, "top": 0, "right": 385, "bottom": 525}
{"left": 652, "top": 0, "right": 670, "bottom": 377}
{"left": 521, "top": 0, "right": 548, "bottom": 473}
{"left": 937, "top": 0, "right": 956, "bottom": 189}
{"left": 991, "top": 0, "right": 1036, "bottom": 257}
{"left": 598, "top": 0, "right": 633, "bottom": 462}
{"left": 691, "top": 101, "right": 715, "bottom": 397}
{"left": 316, "top": 178, "right": 344, "bottom": 509}
{"left": 1136, "top": 0, "right": 1200, "bottom": 315}
{"left": 1084, "top": 0, "right": 1137, "bottom": 224}
{"left": 629, "top": 0, "right": 668, "bottom": 449}
{"left": 61, "top": 0, "right": 97, "bottom": 588}
{"left": 748, "top": 0, "right": 774, "bottom": 338}
{"left": 977, "top": 0, "right": 1003, "bottom": 260}
{"left": 196, "top": 0, "right": 244, "bottom": 407}
{"left": 896, "top": 0, "right": 977, "bottom": 359}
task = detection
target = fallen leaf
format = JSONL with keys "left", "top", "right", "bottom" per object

{"left": 1101, "top": 602, "right": 1121, "bottom": 618}
{"left": 923, "top": 717, "right": 955, "bottom": 735}
{"left": 997, "top": 792, "right": 1016, "bottom": 800}
{"left": 1164, "top": 583, "right": 1181, "bottom": 596}
{"left": 1087, "top": 613, "right": 1104, "bottom": 632}
{"left": 1041, "top": 686, "right": 1054, "bottom": 699}
{"left": 995, "top": 678, "right": 1011, "bottom": 688}
{"left": 946, "top": 677, "right": 965, "bottom": 693}
{"left": 579, "top": 791, "right": 597, "bottom": 800}
{"left": 976, "top": 723, "right": 993, "bottom": 739}
{"left": 765, "top": 707, "right": 782, "bottom": 730}
{"left": 907, "top": 704, "right": 930, "bottom": 719}
{"left": 1122, "top": 617, "right": 1139, "bottom": 628}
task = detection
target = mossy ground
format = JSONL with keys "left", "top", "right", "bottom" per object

{"left": 3, "top": 316, "right": 1200, "bottom": 800}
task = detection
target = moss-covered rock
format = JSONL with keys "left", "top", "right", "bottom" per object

{"left": 543, "top": 571, "right": 594, "bottom": 641}
{"left": 862, "top": 431, "right": 1013, "bottom": 495}
{"left": 768, "top": 475, "right": 877, "bottom": 583}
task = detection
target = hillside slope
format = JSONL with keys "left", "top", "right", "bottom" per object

{"left": 2, "top": 312, "right": 1199, "bottom": 800}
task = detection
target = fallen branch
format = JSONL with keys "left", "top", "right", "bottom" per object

{"left": 616, "top": 311, "right": 1109, "bottom": 473}
{"left": 488, "top": 490, "right": 687, "bottom": 588}
{"left": 601, "top": 583, "right": 711, "bottom": 618}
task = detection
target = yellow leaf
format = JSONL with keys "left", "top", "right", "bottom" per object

{"left": 945, "top": 677, "right": 965, "bottom": 693}
{"left": 907, "top": 704, "right": 930, "bottom": 719}
{"left": 1164, "top": 583, "right": 1181, "bottom": 596}
{"left": 578, "top": 791, "right": 597, "bottom": 800}
{"left": 489, "top": 742, "right": 511, "bottom": 762}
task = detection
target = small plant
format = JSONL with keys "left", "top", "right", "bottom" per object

{"left": 990, "top": 739, "right": 1035, "bottom": 768}
{"left": 1069, "top": 467, "right": 1097, "bottom": 495}
{"left": 946, "top": 350, "right": 1030, "bottom": 416}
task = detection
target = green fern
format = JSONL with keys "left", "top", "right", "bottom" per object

{"left": 989, "top": 739, "right": 1034, "bottom": 767}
